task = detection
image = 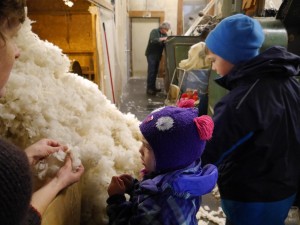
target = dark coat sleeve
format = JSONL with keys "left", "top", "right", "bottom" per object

{"left": 202, "top": 90, "right": 260, "bottom": 166}
{"left": 26, "top": 205, "right": 42, "bottom": 225}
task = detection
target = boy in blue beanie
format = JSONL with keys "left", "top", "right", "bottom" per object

{"left": 202, "top": 13, "right": 300, "bottom": 225}
{"left": 106, "top": 106, "right": 218, "bottom": 224}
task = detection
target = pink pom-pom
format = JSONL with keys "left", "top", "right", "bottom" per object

{"left": 193, "top": 115, "right": 214, "bottom": 140}
{"left": 176, "top": 98, "right": 195, "bottom": 108}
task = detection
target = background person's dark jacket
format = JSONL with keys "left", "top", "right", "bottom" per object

{"left": 145, "top": 28, "right": 167, "bottom": 60}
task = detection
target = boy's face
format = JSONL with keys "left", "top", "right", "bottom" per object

{"left": 0, "top": 19, "right": 21, "bottom": 97}
{"left": 206, "top": 50, "right": 234, "bottom": 77}
{"left": 139, "top": 137, "right": 156, "bottom": 173}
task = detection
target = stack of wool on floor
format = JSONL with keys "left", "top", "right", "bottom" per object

{"left": 0, "top": 18, "right": 142, "bottom": 225}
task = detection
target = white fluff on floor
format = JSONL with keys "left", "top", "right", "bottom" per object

{"left": 197, "top": 206, "right": 226, "bottom": 225}
{"left": 0, "top": 18, "right": 142, "bottom": 225}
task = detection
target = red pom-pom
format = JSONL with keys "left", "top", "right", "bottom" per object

{"left": 176, "top": 98, "right": 195, "bottom": 108}
{"left": 181, "top": 93, "right": 188, "bottom": 98}
{"left": 193, "top": 115, "right": 214, "bottom": 140}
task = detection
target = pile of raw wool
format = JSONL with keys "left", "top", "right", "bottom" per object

{"left": 0, "top": 18, "right": 142, "bottom": 225}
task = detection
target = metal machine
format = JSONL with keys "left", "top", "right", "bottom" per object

{"left": 164, "top": 0, "right": 299, "bottom": 113}
{"left": 276, "top": 0, "right": 300, "bottom": 56}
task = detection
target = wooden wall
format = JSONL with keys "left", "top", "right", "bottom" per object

{"left": 26, "top": 0, "right": 97, "bottom": 82}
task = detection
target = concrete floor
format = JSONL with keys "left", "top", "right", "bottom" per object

{"left": 118, "top": 77, "right": 166, "bottom": 121}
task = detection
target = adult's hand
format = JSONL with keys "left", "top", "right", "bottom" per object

{"left": 31, "top": 154, "right": 84, "bottom": 215}
{"left": 54, "top": 155, "right": 85, "bottom": 190}
{"left": 25, "top": 139, "right": 68, "bottom": 165}
{"left": 159, "top": 37, "right": 167, "bottom": 42}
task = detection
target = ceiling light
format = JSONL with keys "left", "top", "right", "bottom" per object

{"left": 63, "top": 0, "right": 74, "bottom": 7}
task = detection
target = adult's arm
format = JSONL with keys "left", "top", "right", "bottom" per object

{"left": 149, "top": 29, "right": 165, "bottom": 44}
{"left": 25, "top": 139, "right": 67, "bottom": 165}
{"left": 30, "top": 156, "right": 84, "bottom": 215}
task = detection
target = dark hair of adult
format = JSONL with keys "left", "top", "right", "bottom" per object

{"left": 0, "top": 0, "right": 26, "bottom": 43}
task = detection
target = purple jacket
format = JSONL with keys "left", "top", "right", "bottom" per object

{"left": 106, "top": 160, "right": 217, "bottom": 225}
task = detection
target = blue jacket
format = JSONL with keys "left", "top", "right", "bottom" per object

{"left": 202, "top": 46, "right": 300, "bottom": 202}
{"left": 106, "top": 160, "right": 217, "bottom": 225}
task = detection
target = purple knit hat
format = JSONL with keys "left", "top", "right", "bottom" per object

{"left": 139, "top": 106, "right": 214, "bottom": 172}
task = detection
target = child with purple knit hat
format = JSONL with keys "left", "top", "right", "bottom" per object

{"left": 106, "top": 106, "right": 218, "bottom": 225}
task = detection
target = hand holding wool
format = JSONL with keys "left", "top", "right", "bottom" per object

{"left": 31, "top": 154, "right": 84, "bottom": 216}
{"left": 34, "top": 146, "right": 82, "bottom": 180}
{"left": 25, "top": 138, "right": 68, "bottom": 166}
{"left": 53, "top": 155, "right": 84, "bottom": 190}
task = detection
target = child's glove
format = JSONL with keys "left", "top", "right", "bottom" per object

{"left": 107, "top": 176, "right": 126, "bottom": 196}
{"left": 119, "top": 174, "right": 134, "bottom": 194}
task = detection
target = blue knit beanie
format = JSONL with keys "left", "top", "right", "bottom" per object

{"left": 139, "top": 106, "right": 214, "bottom": 172}
{"left": 205, "top": 14, "right": 265, "bottom": 64}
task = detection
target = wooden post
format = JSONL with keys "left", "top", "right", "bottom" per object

{"left": 177, "top": 0, "right": 183, "bottom": 35}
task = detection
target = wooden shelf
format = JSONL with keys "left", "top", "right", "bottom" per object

{"left": 63, "top": 50, "right": 94, "bottom": 54}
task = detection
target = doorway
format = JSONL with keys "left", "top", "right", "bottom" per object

{"left": 129, "top": 11, "right": 165, "bottom": 78}
{"left": 131, "top": 17, "right": 159, "bottom": 78}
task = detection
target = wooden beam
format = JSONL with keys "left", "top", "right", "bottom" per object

{"left": 87, "top": 0, "right": 113, "bottom": 11}
{"left": 28, "top": 10, "right": 90, "bottom": 15}
{"left": 63, "top": 50, "right": 94, "bottom": 54}
{"left": 128, "top": 11, "right": 165, "bottom": 21}
{"left": 185, "top": 0, "right": 216, "bottom": 36}
{"left": 91, "top": 13, "right": 101, "bottom": 87}
{"left": 177, "top": 0, "right": 183, "bottom": 35}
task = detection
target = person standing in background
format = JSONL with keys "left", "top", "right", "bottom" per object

{"left": 145, "top": 21, "right": 170, "bottom": 95}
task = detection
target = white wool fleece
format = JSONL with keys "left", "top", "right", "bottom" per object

{"left": 0, "top": 18, "right": 142, "bottom": 225}
{"left": 178, "top": 42, "right": 210, "bottom": 70}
